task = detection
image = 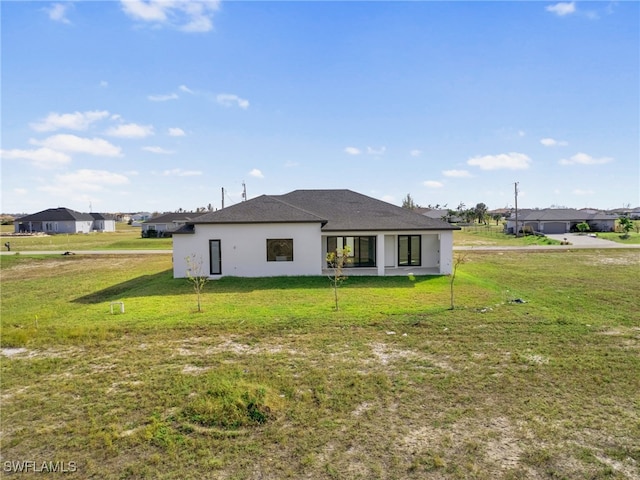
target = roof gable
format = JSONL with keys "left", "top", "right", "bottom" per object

{"left": 16, "top": 207, "right": 94, "bottom": 222}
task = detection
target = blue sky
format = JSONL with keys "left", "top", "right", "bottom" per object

{"left": 2, "top": 0, "right": 638, "bottom": 214}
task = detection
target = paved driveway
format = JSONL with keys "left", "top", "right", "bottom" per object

{"left": 544, "top": 233, "right": 623, "bottom": 247}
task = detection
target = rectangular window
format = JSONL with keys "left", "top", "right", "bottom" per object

{"left": 267, "top": 239, "right": 293, "bottom": 262}
{"left": 326, "top": 236, "right": 376, "bottom": 267}
{"left": 209, "top": 239, "right": 222, "bottom": 275}
{"left": 398, "top": 235, "right": 421, "bottom": 266}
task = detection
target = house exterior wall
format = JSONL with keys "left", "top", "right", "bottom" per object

{"left": 14, "top": 220, "right": 92, "bottom": 234}
{"left": 586, "top": 220, "right": 615, "bottom": 232}
{"left": 173, "top": 223, "right": 322, "bottom": 278}
{"left": 99, "top": 220, "right": 116, "bottom": 232}
{"left": 438, "top": 231, "right": 454, "bottom": 275}
{"left": 174, "top": 225, "right": 454, "bottom": 278}
{"left": 422, "top": 234, "right": 440, "bottom": 268}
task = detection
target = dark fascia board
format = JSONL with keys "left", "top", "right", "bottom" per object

{"left": 320, "top": 226, "right": 462, "bottom": 232}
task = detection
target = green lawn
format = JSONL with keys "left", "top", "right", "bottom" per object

{"left": 455, "top": 224, "right": 561, "bottom": 246}
{"left": 595, "top": 231, "right": 640, "bottom": 244}
{"left": 0, "top": 224, "right": 172, "bottom": 251}
{"left": 1, "top": 251, "right": 638, "bottom": 479}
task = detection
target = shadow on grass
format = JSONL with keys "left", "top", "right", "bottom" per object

{"left": 73, "top": 269, "right": 182, "bottom": 304}
{"left": 210, "top": 274, "right": 443, "bottom": 291}
{"left": 73, "top": 271, "right": 445, "bottom": 304}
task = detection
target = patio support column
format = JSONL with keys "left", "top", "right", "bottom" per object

{"left": 377, "top": 233, "right": 385, "bottom": 276}
{"left": 439, "top": 231, "right": 454, "bottom": 275}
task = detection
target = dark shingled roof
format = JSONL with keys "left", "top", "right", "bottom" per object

{"left": 188, "top": 190, "right": 458, "bottom": 232}
{"left": 520, "top": 209, "right": 618, "bottom": 222}
{"left": 16, "top": 207, "right": 94, "bottom": 222}
{"left": 143, "top": 212, "right": 200, "bottom": 224}
{"left": 90, "top": 212, "right": 116, "bottom": 221}
{"left": 190, "top": 195, "right": 326, "bottom": 224}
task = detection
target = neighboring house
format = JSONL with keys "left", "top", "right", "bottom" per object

{"left": 142, "top": 212, "right": 199, "bottom": 237}
{"left": 126, "top": 212, "right": 152, "bottom": 226}
{"left": 172, "top": 189, "right": 460, "bottom": 279}
{"left": 608, "top": 207, "right": 640, "bottom": 220}
{"left": 90, "top": 213, "right": 116, "bottom": 232}
{"left": 14, "top": 207, "right": 109, "bottom": 234}
{"left": 505, "top": 209, "right": 617, "bottom": 234}
{"left": 414, "top": 208, "right": 461, "bottom": 223}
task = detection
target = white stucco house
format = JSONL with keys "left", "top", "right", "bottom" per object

{"left": 172, "top": 189, "right": 460, "bottom": 279}
{"left": 142, "top": 212, "right": 198, "bottom": 237}
{"left": 14, "top": 208, "right": 115, "bottom": 234}
{"left": 505, "top": 208, "right": 618, "bottom": 234}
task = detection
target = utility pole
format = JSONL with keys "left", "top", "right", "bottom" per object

{"left": 514, "top": 181, "right": 519, "bottom": 237}
{"left": 241, "top": 181, "right": 247, "bottom": 201}
{"left": 221, "top": 187, "right": 225, "bottom": 209}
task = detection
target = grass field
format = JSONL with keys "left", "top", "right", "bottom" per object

{"left": 455, "top": 225, "right": 562, "bottom": 246}
{"left": 0, "top": 224, "right": 172, "bottom": 251}
{"left": 1, "top": 249, "right": 638, "bottom": 479}
{"left": 595, "top": 231, "right": 640, "bottom": 245}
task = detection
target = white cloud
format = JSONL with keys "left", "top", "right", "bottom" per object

{"left": 442, "top": 169, "right": 472, "bottom": 178}
{"left": 100, "top": 80, "right": 109, "bottom": 88}
{"left": 559, "top": 152, "right": 613, "bottom": 165}
{"left": 216, "top": 94, "right": 249, "bottom": 110}
{"left": 56, "top": 169, "right": 130, "bottom": 190}
{"left": 423, "top": 180, "right": 444, "bottom": 188}
{"left": 120, "top": 0, "right": 221, "bottom": 33}
{"left": 572, "top": 188, "right": 595, "bottom": 195}
{"left": 30, "top": 135, "right": 122, "bottom": 157}
{"left": 540, "top": 137, "right": 568, "bottom": 147}
{"left": 546, "top": 2, "right": 576, "bottom": 16}
{"left": 14, "top": 188, "right": 28, "bottom": 195}
{"left": 344, "top": 147, "right": 361, "bottom": 155}
{"left": 105, "top": 123, "right": 154, "bottom": 138}
{"left": 179, "top": 85, "right": 195, "bottom": 94}
{"left": 142, "top": 146, "right": 174, "bottom": 154}
{"left": 38, "top": 170, "right": 129, "bottom": 198}
{"left": 467, "top": 152, "right": 532, "bottom": 170}
{"left": 410, "top": 149, "right": 422, "bottom": 157}
{"left": 381, "top": 195, "right": 396, "bottom": 203}
{"left": 249, "top": 168, "right": 264, "bottom": 178}
{"left": 168, "top": 127, "right": 186, "bottom": 137}
{"left": 284, "top": 160, "right": 299, "bottom": 167}
{"left": 46, "top": 3, "right": 72, "bottom": 24}
{"left": 120, "top": 0, "right": 166, "bottom": 21}
{"left": 0, "top": 147, "right": 71, "bottom": 169}
{"left": 161, "top": 168, "right": 202, "bottom": 177}
{"left": 367, "top": 146, "right": 386, "bottom": 155}
{"left": 148, "top": 93, "right": 179, "bottom": 102}
{"left": 30, "top": 110, "right": 110, "bottom": 132}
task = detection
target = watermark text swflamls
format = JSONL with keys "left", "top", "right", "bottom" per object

{"left": 3, "top": 460, "right": 77, "bottom": 473}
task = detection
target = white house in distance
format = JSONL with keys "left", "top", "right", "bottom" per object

{"left": 505, "top": 208, "right": 618, "bottom": 234}
{"left": 141, "top": 212, "right": 199, "bottom": 237}
{"left": 14, "top": 208, "right": 116, "bottom": 233}
{"left": 172, "top": 189, "right": 460, "bottom": 279}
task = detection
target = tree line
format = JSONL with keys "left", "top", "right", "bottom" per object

{"left": 402, "top": 194, "right": 499, "bottom": 224}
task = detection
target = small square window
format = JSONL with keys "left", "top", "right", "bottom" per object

{"left": 267, "top": 239, "right": 293, "bottom": 262}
